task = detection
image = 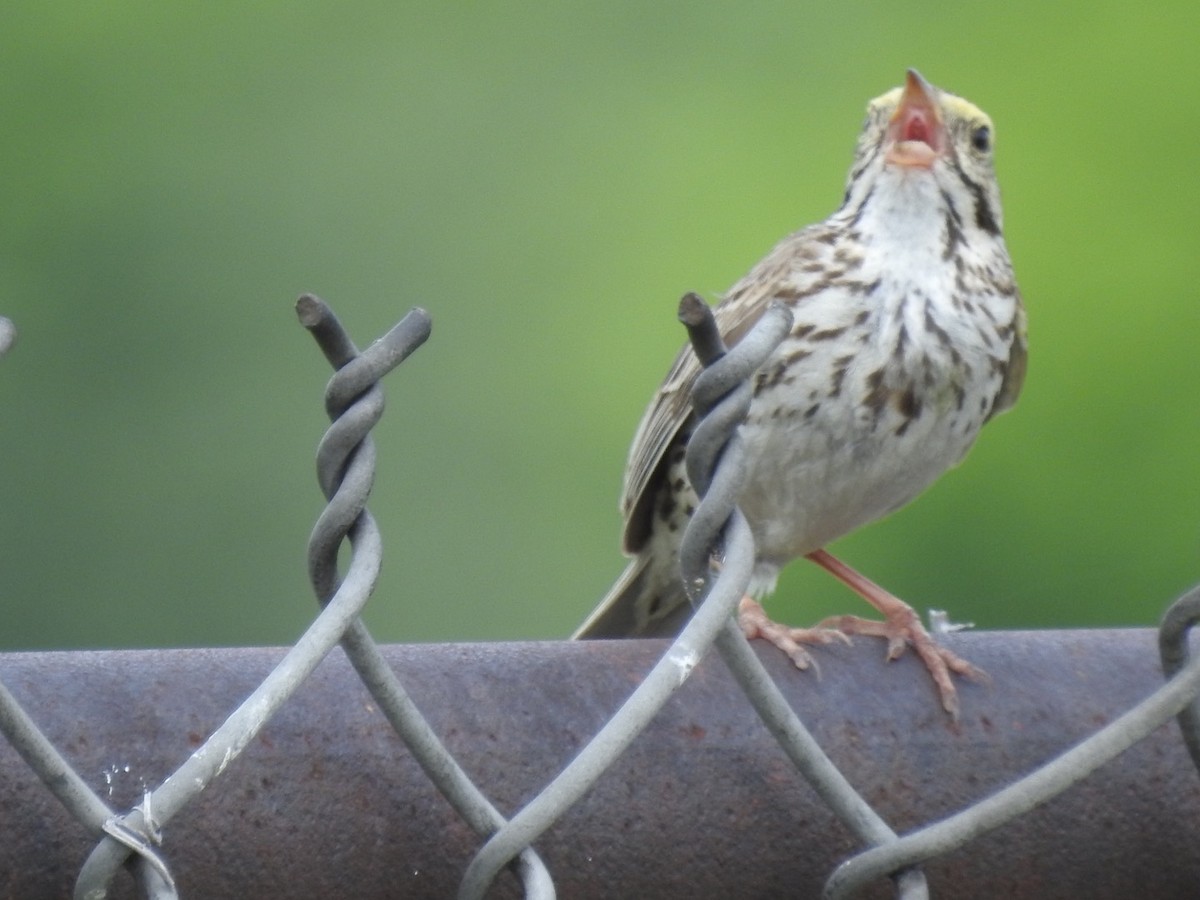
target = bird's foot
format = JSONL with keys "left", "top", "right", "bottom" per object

{"left": 737, "top": 596, "right": 851, "bottom": 676}
{"left": 816, "top": 606, "right": 986, "bottom": 720}
{"left": 803, "top": 548, "right": 986, "bottom": 720}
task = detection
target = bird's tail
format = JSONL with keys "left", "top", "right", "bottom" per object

{"left": 572, "top": 555, "right": 691, "bottom": 639}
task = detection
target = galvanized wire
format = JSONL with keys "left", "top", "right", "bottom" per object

{"left": 0, "top": 679, "right": 114, "bottom": 837}
{"left": 671, "top": 292, "right": 1200, "bottom": 897}
{"left": 297, "top": 294, "right": 555, "bottom": 899}
{"left": 0, "top": 680, "right": 175, "bottom": 899}
{"left": 0, "top": 296, "right": 556, "bottom": 900}
{"left": 1158, "top": 585, "right": 1200, "bottom": 774}
{"left": 73, "top": 298, "right": 436, "bottom": 899}
{"left": 0, "top": 290, "right": 1198, "bottom": 899}
{"left": 457, "top": 294, "right": 795, "bottom": 899}
{"left": 676, "top": 292, "right": 927, "bottom": 899}
{"left": 825, "top": 583, "right": 1200, "bottom": 898}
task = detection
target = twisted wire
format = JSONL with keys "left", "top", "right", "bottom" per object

{"left": 296, "top": 294, "right": 431, "bottom": 601}
{"left": 0, "top": 289, "right": 1193, "bottom": 896}
{"left": 73, "top": 297, "right": 443, "bottom": 899}
{"left": 675, "top": 293, "right": 929, "bottom": 899}
{"left": 456, "top": 294, "right": 794, "bottom": 899}
{"left": 296, "top": 295, "right": 556, "bottom": 897}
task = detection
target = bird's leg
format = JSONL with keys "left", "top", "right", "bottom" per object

{"left": 805, "top": 548, "right": 985, "bottom": 719}
{"left": 736, "top": 596, "right": 851, "bottom": 676}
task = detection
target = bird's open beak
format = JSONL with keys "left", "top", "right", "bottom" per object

{"left": 885, "top": 69, "right": 944, "bottom": 169}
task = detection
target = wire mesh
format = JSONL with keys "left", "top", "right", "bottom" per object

{"left": 0, "top": 295, "right": 1198, "bottom": 898}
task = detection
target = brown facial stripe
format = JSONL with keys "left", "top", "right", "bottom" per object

{"left": 940, "top": 190, "right": 965, "bottom": 261}
{"left": 843, "top": 141, "right": 883, "bottom": 207}
{"left": 847, "top": 186, "right": 875, "bottom": 227}
{"left": 950, "top": 158, "right": 1000, "bottom": 235}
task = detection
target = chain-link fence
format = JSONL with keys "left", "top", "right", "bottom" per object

{"left": 1, "top": 297, "right": 1198, "bottom": 898}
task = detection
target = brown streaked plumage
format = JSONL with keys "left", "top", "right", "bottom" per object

{"left": 575, "top": 70, "right": 1027, "bottom": 717}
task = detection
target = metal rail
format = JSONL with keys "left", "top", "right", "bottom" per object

{"left": 1, "top": 631, "right": 1197, "bottom": 899}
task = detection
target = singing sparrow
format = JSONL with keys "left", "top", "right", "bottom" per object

{"left": 575, "top": 70, "right": 1027, "bottom": 717}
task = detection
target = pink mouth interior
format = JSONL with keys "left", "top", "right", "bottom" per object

{"left": 886, "top": 102, "right": 941, "bottom": 167}
{"left": 901, "top": 110, "right": 932, "bottom": 146}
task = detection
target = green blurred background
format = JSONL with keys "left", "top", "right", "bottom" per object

{"left": 1, "top": 3, "right": 1197, "bottom": 652}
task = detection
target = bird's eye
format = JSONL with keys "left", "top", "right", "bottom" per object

{"left": 970, "top": 125, "right": 992, "bottom": 153}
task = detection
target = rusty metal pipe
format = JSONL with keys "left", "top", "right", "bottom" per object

{"left": 1, "top": 630, "right": 1197, "bottom": 898}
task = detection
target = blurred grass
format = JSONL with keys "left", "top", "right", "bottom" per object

{"left": 0, "top": 2, "right": 1197, "bottom": 650}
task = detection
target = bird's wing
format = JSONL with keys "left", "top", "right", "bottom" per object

{"left": 619, "top": 223, "right": 834, "bottom": 553}
{"left": 988, "top": 293, "right": 1027, "bottom": 419}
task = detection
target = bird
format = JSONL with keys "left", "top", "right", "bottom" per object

{"left": 573, "top": 70, "right": 1027, "bottom": 718}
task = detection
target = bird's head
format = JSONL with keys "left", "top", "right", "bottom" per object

{"left": 843, "top": 69, "right": 1003, "bottom": 235}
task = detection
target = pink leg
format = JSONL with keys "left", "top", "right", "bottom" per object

{"left": 804, "top": 548, "right": 984, "bottom": 718}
